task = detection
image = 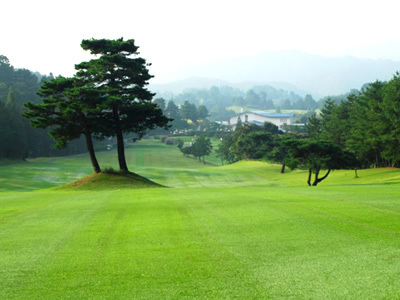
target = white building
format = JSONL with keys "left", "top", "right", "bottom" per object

{"left": 229, "top": 111, "right": 294, "bottom": 130}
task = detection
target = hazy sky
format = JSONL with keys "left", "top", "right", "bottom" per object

{"left": 2, "top": 0, "right": 400, "bottom": 83}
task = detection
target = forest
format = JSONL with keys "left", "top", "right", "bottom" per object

{"left": 0, "top": 55, "right": 88, "bottom": 160}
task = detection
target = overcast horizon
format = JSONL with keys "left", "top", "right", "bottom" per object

{"left": 2, "top": 0, "right": 400, "bottom": 84}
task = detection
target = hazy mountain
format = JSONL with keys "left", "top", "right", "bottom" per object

{"left": 151, "top": 50, "right": 400, "bottom": 98}
{"left": 150, "top": 77, "right": 312, "bottom": 99}
{"left": 150, "top": 77, "right": 231, "bottom": 95}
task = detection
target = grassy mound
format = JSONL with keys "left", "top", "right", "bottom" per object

{"left": 57, "top": 169, "right": 164, "bottom": 190}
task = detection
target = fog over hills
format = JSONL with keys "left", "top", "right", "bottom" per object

{"left": 150, "top": 50, "right": 400, "bottom": 99}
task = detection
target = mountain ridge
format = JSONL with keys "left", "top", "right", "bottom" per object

{"left": 150, "top": 50, "right": 400, "bottom": 98}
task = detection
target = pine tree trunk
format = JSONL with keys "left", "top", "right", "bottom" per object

{"left": 312, "top": 167, "right": 320, "bottom": 186}
{"left": 307, "top": 168, "right": 312, "bottom": 186}
{"left": 113, "top": 105, "right": 129, "bottom": 172}
{"left": 84, "top": 130, "right": 101, "bottom": 173}
{"left": 280, "top": 161, "right": 286, "bottom": 174}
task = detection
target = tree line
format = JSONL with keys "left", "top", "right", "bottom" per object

{"left": 214, "top": 120, "right": 358, "bottom": 186}
{"left": 156, "top": 85, "right": 321, "bottom": 122}
{"left": 0, "top": 56, "right": 89, "bottom": 160}
{"left": 213, "top": 72, "right": 400, "bottom": 186}
{"left": 152, "top": 98, "right": 210, "bottom": 133}
{"left": 307, "top": 74, "right": 400, "bottom": 168}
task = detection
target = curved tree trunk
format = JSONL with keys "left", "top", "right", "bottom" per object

{"left": 83, "top": 130, "right": 101, "bottom": 173}
{"left": 112, "top": 105, "right": 129, "bottom": 172}
{"left": 81, "top": 115, "right": 101, "bottom": 173}
{"left": 312, "top": 168, "right": 331, "bottom": 186}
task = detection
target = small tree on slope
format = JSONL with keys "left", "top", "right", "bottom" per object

{"left": 283, "top": 139, "right": 359, "bottom": 186}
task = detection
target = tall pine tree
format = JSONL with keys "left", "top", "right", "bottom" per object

{"left": 75, "top": 38, "right": 170, "bottom": 171}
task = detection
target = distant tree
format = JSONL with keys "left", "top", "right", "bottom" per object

{"left": 303, "top": 94, "right": 318, "bottom": 111}
{"left": 180, "top": 145, "right": 193, "bottom": 156}
{"left": 0, "top": 56, "right": 14, "bottom": 102}
{"left": 318, "top": 99, "right": 345, "bottom": 145}
{"left": 246, "top": 89, "right": 261, "bottom": 107}
{"left": 0, "top": 100, "right": 7, "bottom": 157}
{"left": 191, "top": 135, "right": 213, "bottom": 164}
{"left": 153, "top": 97, "right": 166, "bottom": 111}
{"left": 180, "top": 100, "right": 198, "bottom": 123}
{"left": 284, "top": 139, "right": 358, "bottom": 186}
{"left": 165, "top": 100, "right": 180, "bottom": 119}
{"left": 4, "top": 88, "right": 28, "bottom": 159}
{"left": 197, "top": 105, "right": 209, "bottom": 120}
{"left": 231, "top": 124, "right": 275, "bottom": 160}
{"left": 347, "top": 82, "right": 386, "bottom": 167}
{"left": 208, "top": 106, "right": 235, "bottom": 122}
{"left": 259, "top": 91, "right": 267, "bottom": 108}
{"left": 265, "top": 99, "right": 275, "bottom": 110}
{"left": 12, "top": 68, "right": 42, "bottom": 105}
{"left": 306, "top": 113, "right": 322, "bottom": 139}
{"left": 176, "top": 138, "right": 184, "bottom": 149}
{"left": 281, "top": 99, "right": 292, "bottom": 109}
{"left": 163, "top": 100, "right": 187, "bottom": 130}
{"left": 264, "top": 135, "right": 293, "bottom": 173}
{"left": 232, "top": 96, "right": 245, "bottom": 106}
{"left": 381, "top": 73, "right": 400, "bottom": 166}
{"left": 215, "top": 135, "right": 238, "bottom": 165}
{"left": 292, "top": 98, "right": 305, "bottom": 110}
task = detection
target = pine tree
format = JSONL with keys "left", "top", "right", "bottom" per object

{"left": 24, "top": 77, "right": 102, "bottom": 173}
{"left": 75, "top": 38, "right": 170, "bottom": 171}
{"left": 381, "top": 73, "right": 400, "bottom": 166}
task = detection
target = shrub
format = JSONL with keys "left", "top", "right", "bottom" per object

{"left": 103, "top": 167, "right": 117, "bottom": 174}
{"left": 176, "top": 138, "right": 184, "bottom": 149}
{"left": 165, "top": 138, "right": 176, "bottom": 145}
{"left": 180, "top": 146, "right": 192, "bottom": 156}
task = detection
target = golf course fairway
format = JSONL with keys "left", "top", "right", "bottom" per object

{"left": 1, "top": 140, "right": 400, "bottom": 298}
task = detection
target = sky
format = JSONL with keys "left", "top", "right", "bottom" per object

{"left": 2, "top": 0, "right": 400, "bottom": 83}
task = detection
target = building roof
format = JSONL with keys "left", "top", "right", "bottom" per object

{"left": 250, "top": 111, "right": 295, "bottom": 118}
{"left": 231, "top": 111, "right": 294, "bottom": 118}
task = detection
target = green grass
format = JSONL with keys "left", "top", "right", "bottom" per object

{"left": 1, "top": 139, "right": 400, "bottom": 298}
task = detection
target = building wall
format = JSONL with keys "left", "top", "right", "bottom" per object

{"left": 229, "top": 112, "right": 292, "bottom": 128}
